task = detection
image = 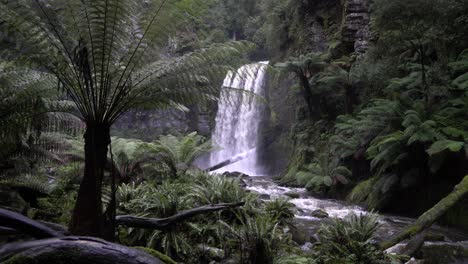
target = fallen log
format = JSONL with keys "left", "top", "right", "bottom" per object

{"left": 380, "top": 175, "right": 468, "bottom": 250}
{"left": 0, "top": 208, "right": 61, "bottom": 239}
{"left": 117, "top": 202, "right": 245, "bottom": 230}
{"left": 208, "top": 148, "right": 256, "bottom": 172}
{"left": 0, "top": 236, "right": 164, "bottom": 264}
{"left": 0, "top": 226, "right": 18, "bottom": 236}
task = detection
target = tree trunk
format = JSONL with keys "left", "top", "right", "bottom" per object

{"left": 69, "top": 122, "right": 111, "bottom": 237}
{"left": 299, "top": 75, "right": 320, "bottom": 120}
{"left": 345, "top": 85, "right": 357, "bottom": 114}
{"left": 380, "top": 175, "right": 468, "bottom": 250}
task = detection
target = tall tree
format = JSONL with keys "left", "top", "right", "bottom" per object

{"left": 0, "top": 0, "right": 252, "bottom": 237}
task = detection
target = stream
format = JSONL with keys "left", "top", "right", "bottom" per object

{"left": 209, "top": 61, "right": 468, "bottom": 261}
{"left": 244, "top": 175, "right": 468, "bottom": 246}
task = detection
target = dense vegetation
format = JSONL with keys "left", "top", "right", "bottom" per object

{"left": 1, "top": 0, "right": 468, "bottom": 263}
{"left": 277, "top": 0, "right": 468, "bottom": 223}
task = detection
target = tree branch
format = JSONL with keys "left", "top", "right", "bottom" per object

{"left": 380, "top": 175, "right": 468, "bottom": 250}
{"left": 116, "top": 202, "right": 245, "bottom": 230}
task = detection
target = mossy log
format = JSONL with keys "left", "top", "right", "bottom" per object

{"left": 0, "top": 236, "right": 164, "bottom": 264}
{"left": 1, "top": 202, "right": 244, "bottom": 239}
{"left": 0, "top": 208, "right": 62, "bottom": 238}
{"left": 117, "top": 202, "right": 245, "bottom": 230}
{"left": 380, "top": 175, "right": 468, "bottom": 250}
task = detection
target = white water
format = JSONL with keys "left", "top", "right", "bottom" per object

{"left": 210, "top": 62, "right": 269, "bottom": 175}
{"left": 208, "top": 61, "right": 467, "bottom": 246}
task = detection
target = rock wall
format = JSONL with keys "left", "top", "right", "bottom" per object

{"left": 112, "top": 107, "right": 213, "bottom": 140}
{"left": 341, "top": 0, "right": 371, "bottom": 55}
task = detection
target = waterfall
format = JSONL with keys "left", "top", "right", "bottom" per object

{"left": 210, "top": 61, "right": 269, "bottom": 175}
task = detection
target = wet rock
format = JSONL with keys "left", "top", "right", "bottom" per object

{"left": 405, "top": 258, "right": 427, "bottom": 264}
{"left": 424, "top": 233, "right": 447, "bottom": 242}
{"left": 259, "top": 194, "right": 271, "bottom": 200}
{"left": 290, "top": 226, "right": 312, "bottom": 245}
{"left": 198, "top": 244, "right": 224, "bottom": 261}
{"left": 238, "top": 179, "right": 247, "bottom": 188}
{"left": 300, "top": 242, "right": 314, "bottom": 252}
{"left": 310, "top": 209, "right": 329, "bottom": 218}
{"left": 284, "top": 192, "right": 300, "bottom": 199}
{"left": 417, "top": 241, "right": 468, "bottom": 264}
{"left": 222, "top": 171, "right": 249, "bottom": 178}
{"left": 402, "top": 231, "right": 427, "bottom": 257}
{"left": 385, "top": 243, "right": 406, "bottom": 255}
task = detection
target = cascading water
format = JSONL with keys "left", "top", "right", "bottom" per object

{"left": 210, "top": 61, "right": 269, "bottom": 176}
{"left": 208, "top": 61, "right": 468, "bottom": 249}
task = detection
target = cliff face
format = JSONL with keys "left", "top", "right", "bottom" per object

{"left": 259, "top": 0, "right": 373, "bottom": 175}
{"left": 112, "top": 107, "right": 213, "bottom": 140}
{"left": 341, "top": 0, "right": 371, "bottom": 55}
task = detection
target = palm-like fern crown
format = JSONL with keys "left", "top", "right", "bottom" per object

{"left": 275, "top": 52, "right": 326, "bottom": 76}
{"left": 148, "top": 132, "right": 212, "bottom": 168}
{"left": 0, "top": 0, "right": 253, "bottom": 124}
{"left": 0, "top": 63, "right": 82, "bottom": 164}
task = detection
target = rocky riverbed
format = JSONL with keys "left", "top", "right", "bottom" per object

{"left": 240, "top": 174, "right": 468, "bottom": 264}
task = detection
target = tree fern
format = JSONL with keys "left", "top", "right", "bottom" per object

{"left": 0, "top": 0, "right": 254, "bottom": 237}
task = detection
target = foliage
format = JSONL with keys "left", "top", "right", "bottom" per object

{"left": 313, "top": 213, "right": 395, "bottom": 264}
{"left": 145, "top": 132, "right": 212, "bottom": 176}
{"left": 296, "top": 152, "right": 350, "bottom": 194}
{"left": 0, "top": 0, "right": 254, "bottom": 236}
{"left": 265, "top": 197, "right": 296, "bottom": 225}
{"left": 219, "top": 213, "right": 287, "bottom": 264}
{"left": 117, "top": 172, "right": 258, "bottom": 262}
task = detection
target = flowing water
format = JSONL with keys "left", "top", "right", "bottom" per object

{"left": 210, "top": 61, "right": 268, "bottom": 176}
{"left": 210, "top": 62, "right": 468, "bottom": 248}
{"left": 246, "top": 176, "right": 468, "bottom": 244}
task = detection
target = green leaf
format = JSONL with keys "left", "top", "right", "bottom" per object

{"left": 427, "top": 140, "right": 465, "bottom": 156}
{"left": 323, "top": 176, "right": 333, "bottom": 187}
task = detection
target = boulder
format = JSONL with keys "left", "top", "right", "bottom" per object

{"left": 417, "top": 241, "right": 468, "bottom": 264}
{"left": 284, "top": 192, "right": 300, "bottom": 199}
{"left": 197, "top": 244, "right": 224, "bottom": 261}
{"left": 222, "top": 171, "right": 249, "bottom": 178}
{"left": 310, "top": 209, "right": 329, "bottom": 219}
{"left": 259, "top": 194, "right": 271, "bottom": 200}
{"left": 238, "top": 179, "right": 247, "bottom": 188}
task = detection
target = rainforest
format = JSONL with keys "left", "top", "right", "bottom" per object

{"left": 1, "top": 0, "right": 468, "bottom": 263}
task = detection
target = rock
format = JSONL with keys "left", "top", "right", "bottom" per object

{"left": 238, "top": 179, "right": 247, "bottom": 188}
{"left": 417, "top": 241, "right": 468, "bottom": 264}
{"left": 385, "top": 243, "right": 407, "bottom": 255}
{"left": 424, "top": 233, "right": 447, "bottom": 242}
{"left": 405, "top": 258, "right": 427, "bottom": 264}
{"left": 300, "top": 242, "right": 314, "bottom": 252}
{"left": 198, "top": 244, "right": 224, "bottom": 261}
{"left": 222, "top": 171, "right": 249, "bottom": 178}
{"left": 284, "top": 192, "right": 300, "bottom": 199}
{"left": 259, "top": 194, "right": 271, "bottom": 200}
{"left": 289, "top": 219, "right": 322, "bottom": 245}
{"left": 290, "top": 226, "right": 311, "bottom": 245}
{"left": 402, "top": 231, "right": 427, "bottom": 257}
{"left": 310, "top": 209, "right": 329, "bottom": 218}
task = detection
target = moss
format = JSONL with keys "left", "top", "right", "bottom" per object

{"left": 346, "top": 177, "right": 376, "bottom": 204}
{"left": 439, "top": 196, "right": 468, "bottom": 232}
{"left": 3, "top": 255, "right": 34, "bottom": 264}
{"left": 3, "top": 249, "right": 81, "bottom": 264}
{"left": 134, "top": 247, "right": 176, "bottom": 264}
{"left": 274, "top": 255, "right": 314, "bottom": 264}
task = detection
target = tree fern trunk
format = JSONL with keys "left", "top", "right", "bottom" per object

{"left": 69, "top": 123, "right": 111, "bottom": 238}
{"left": 299, "top": 75, "right": 320, "bottom": 120}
